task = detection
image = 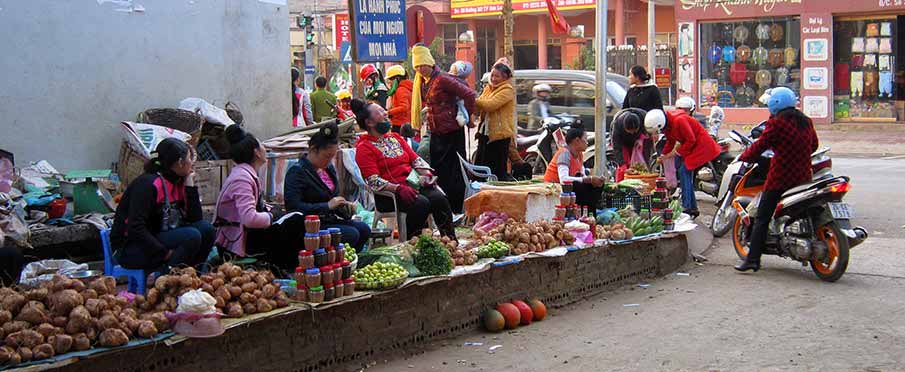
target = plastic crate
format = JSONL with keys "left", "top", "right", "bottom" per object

{"left": 604, "top": 188, "right": 652, "bottom": 212}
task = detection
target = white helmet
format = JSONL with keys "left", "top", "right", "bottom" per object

{"left": 481, "top": 72, "right": 491, "bottom": 84}
{"left": 675, "top": 96, "right": 697, "bottom": 113}
{"left": 644, "top": 109, "right": 667, "bottom": 134}
{"left": 533, "top": 83, "right": 552, "bottom": 94}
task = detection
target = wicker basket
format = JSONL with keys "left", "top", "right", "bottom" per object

{"left": 624, "top": 173, "right": 658, "bottom": 193}
{"left": 117, "top": 142, "right": 148, "bottom": 189}
{"left": 137, "top": 108, "right": 204, "bottom": 145}
{"left": 225, "top": 102, "right": 244, "bottom": 125}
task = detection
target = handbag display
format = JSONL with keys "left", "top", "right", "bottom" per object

{"left": 769, "top": 24, "right": 785, "bottom": 42}
{"left": 852, "top": 37, "right": 865, "bottom": 53}
{"left": 755, "top": 70, "right": 773, "bottom": 88}
{"left": 784, "top": 47, "right": 798, "bottom": 67}
{"left": 866, "top": 38, "right": 879, "bottom": 53}
{"left": 734, "top": 25, "right": 750, "bottom": 44}
{"left": 730, "top": 63, "right": 748, "bottom": 85}
{"left": 768, "top": 49, "right": 785, "bottom": 68}
{"left": 753, "top": 47, "right": 769, "bottom": 65}
{"left": 722, "top": 45, "right": 737, "bottom": 63}
{"left": 866, "top": 23, "right": 880, "bottom": 37}
{"left": 756, "top": 24, "right": 770, "bottom": 41}
{"left": 774, "top": 67, "right": 790, "bottom": 86}
{"left": 736, "top": 45, "right": 752, "bottom": 63}
{"left": 735, "top": 85, "right": 756, "bottom": 107}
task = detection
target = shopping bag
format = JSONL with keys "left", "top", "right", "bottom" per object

{"left": 663, "top": 157, "right": 678, "bottom": 189}
{"left": 630, "top": 137, "right": 647, "bottom": 167}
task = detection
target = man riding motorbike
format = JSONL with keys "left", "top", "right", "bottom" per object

{"left": 527, "top": 84, "right": 553, "bottom": 130}
{"left": 645, "top": 97, "right": 720, "bottom": 219}
{"left": 735, "top": 87, "right": 819, "bottom": 273}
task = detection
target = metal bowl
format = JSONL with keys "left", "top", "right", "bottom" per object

{"left": 67, "top": 270, "right": 104, "bottom": 280}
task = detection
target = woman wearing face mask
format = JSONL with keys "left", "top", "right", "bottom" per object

{"left": 352, "top": 98, "right": 456, "bottom": 240}
{"left": 284, "top": 123, "right": 372, "bottom": 250}
{"left": 214, "top": 126, "right": 307, "bottom": 270}
{"left": 111, "top": 138, "right": 214, "bottom": 272}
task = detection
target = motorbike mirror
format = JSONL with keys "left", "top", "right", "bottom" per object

{"left": 728, "top": 130, "right": 744, "bottom": 144}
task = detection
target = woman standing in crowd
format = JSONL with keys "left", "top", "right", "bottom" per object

{"left": 111, "top": 139, "right": 214, "bottom": 273}
{"left": 410, "top": 45, "right": 476, "bottom": 214}
{"left": 386, "top": 65, "right": 413, "bottom": 133}
{"left": 475, "top": 59, "right": 516, "bottom": 181}
{"left": 353, "top": 98, "right": 456, "bottom": 240}
{"left": 292, "top": 68, "right": 314, "bottom": 127}
{"left": 616, "top": 65, "right": 659, "bottom": 180}
{"left": 214, "top": 126, "right": 306, "bottom": 271}
{"left": 284, "top": 124, "right": 372, "bottom": 250}
{"left": 623, "top": 65, "right": 664, "bottom": 112}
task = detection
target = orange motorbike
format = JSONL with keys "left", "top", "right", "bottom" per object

{"left": 727, "top": 130, "right": 868, "bottom": 282}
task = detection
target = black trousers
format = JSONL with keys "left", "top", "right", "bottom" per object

{"left": 746, "top": 189, "right": 784, "bottom": 263}
{"left": 375, "top": 187, "right": 456, "bottom": 241}
{"left": 245, "top": 214, "right": 307, "bottom": 272}
{"left": 430, "top": 128, "right": 467, "bottom": 214}
{"left": 573, "top": 182, "right": 604, "bottom": 211}
{"left": 0, "top": 247, "right": 24, "bottom": 286}
{"left": 476, "top": 136, "right": 512, "bottom": 181}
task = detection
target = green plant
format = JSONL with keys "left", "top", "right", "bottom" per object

{"left": 568, "top": 45, "right": 595, "bottom": 71}
{"left": 413, "top": 236, "right": 453, "bottom": 276}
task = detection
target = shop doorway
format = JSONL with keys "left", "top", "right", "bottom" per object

{"left": 833, "top": 15, "right": 903, "bottom": 122}
{"left": 476, "top": 27, "right": 496, "bottom": 89}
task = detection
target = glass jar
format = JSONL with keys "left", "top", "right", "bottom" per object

{"left": 561, "top": 180, "right": 574, "bottom": 193}
{"left": 313, "top": 248, "right": 327, "bottom": 267}
{"left": 334, "top": 280, "right": 344, "bottom": 298}
{"left": 559, "top": 192, "right": 570, "bottom": 206}
{"left": 569, "top": 192, "right": 577, "bottom": 206}
{"left": 294, "top": 267, "right": 304, "bottom": 285}
{"left": 305, "top": 233, "right": 320, "bottom": 251}
{"left": 341, "top": 260, "right": 352, "bottom": 279}
{"left": 323, "top": 282, "right": 335, "bottom": 301}
{"left": 294, "top": 281, "right": 308, "bottom": 302}
{"left": 298, "top": 250, "right": 315, "bottom": 269}
{"left": 307, "top": 286, "right": 324, "bottom": 303}
{"left": 319, "top": 265, "right": 333, "bottom": 284}
{"left": 656, "top": 178, "right": 667, "bottom": 189}
{"left": 555, "top": 205, "right": 566, "bottom": 219}
{"left": 305, "top": 268, "right": 321, "bottom": 288}
{"left": 329, "top": 228, "right": 342, "bottom": 248}
{"left": 319, "top": 230, "right": 331, "bottom": 249}
{"left": 343, "top": 278, "right": 355, "bottom": 296}
{"left": 304, "top": 215, "right": 321, "bottom": 234}
{"left": 332, "top": 264, "right": 342, "bottom": 282}
{"left": 335, "top": 244, "right": 346, "bottom": 264}
{"left": 326, "top": 246, "right": 337, "bottom": 265}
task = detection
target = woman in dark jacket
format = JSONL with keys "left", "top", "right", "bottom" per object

{"left": 615, "top": 65, "right": 659, "bottom": 180}
{"left": 111, "top": 138, "right": 214, "bottom": 272}
{"left": 622, "top": 65, "right": 664, "bottom": 112}
{"left": 284, "top": 124, "right": 371, "bottom": 250}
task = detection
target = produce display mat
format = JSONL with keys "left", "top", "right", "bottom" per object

{"left": 164, "top": 307, "right": 297, "bottom": 346}
{"left": 2, "top": 332, "right": 174, "bottom": 371}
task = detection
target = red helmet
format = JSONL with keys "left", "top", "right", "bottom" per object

{"left": 359, "top": 64, "right": 377, "bottom": 81}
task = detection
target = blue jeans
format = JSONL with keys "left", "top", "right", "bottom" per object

{"left": 324, "top": 221, "right": 372, "bottom": 251}
{"left": 676, "top": 156, "right": 697, "bottom": 211}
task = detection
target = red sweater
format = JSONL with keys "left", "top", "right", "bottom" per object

{"left": 355, "top": 133, "right": 419, "bottom": 188}
{"left": 388, "top": 80, "right": 413, "bottom": 128}
{"left": 663, "top": 110, "right": 721, "bottom": 170}
{"left": 740, "top": 109, "right": 818, "bottom": 191}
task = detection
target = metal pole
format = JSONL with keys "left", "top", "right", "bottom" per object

{"left": 647, "top": 0, "right": 655, "bottom": 84}
{"left": 594, "top": 0, "right": 609, "bottom": 179}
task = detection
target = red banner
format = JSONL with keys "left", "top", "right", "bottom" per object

{"left": 545, "top": 0, "right": 570, "bottom": 34}
{"left": 334, "top": 13, "right": 351, "bottom": 48}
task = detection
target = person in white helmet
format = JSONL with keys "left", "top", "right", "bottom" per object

{"left": 645, "top": 98, "right": 720, "bottom": 219}
{"left": 527, "top": 83, "right": 553, "bottom": 130}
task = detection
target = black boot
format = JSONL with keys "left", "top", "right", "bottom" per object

{"left": 686, "top": 209, "right": 700, "bottom": 220}
{"left": 734, "top": 260, "right": 760, "bottom": 272}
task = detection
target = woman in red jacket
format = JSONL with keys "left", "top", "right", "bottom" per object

{"left": 352, "top": 98, "right": 456, "bottom": 241}
{"left": 385, "top": 65, "right": 413, "bottom": 132}
{"left": 645, "top": 100, "right": 720, "bottom": 218}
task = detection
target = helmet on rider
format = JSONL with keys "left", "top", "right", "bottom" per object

{"left": 359, "top": 64, "right": 378, "bottom": 82}
{"left": 644, "top": 109, "right": 667, "bottom": 134}
{"left": 533, "top": 83, "right": 552, "bottom": 94}
{"left": 385, "top": 65, "right": 407, "bottom": 80}
{"left": 335, "top": 89, "right": 352, "bottom": 101}
{"left": 764, "top": 86, "right": 797, "bottom": 115}
{"left": 675, "top": 96, "right": 697, "bottom": 114}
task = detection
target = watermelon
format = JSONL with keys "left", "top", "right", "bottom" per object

{"left": 496, "top": 303, "right": 521, "bottom": 329}
{"left": 483, "top": 309, "right": 506, "bottom": 332}
{"left": 511, "top": 300, "right": 534, "bottom": 326}
{"left": 528, "top": 299, "right": 547, "bottom": 321}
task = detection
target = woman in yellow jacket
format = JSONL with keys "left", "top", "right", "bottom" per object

{"left": 475, "top": 59, "right": 516, "bottom": 181}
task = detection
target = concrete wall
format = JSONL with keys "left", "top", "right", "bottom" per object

{"left": 0, "top": 0, "right": 289, "bottom": 170}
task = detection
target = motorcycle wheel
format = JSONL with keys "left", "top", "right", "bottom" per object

{"left": 711, "top": 196, "right": 737, "bottom": 237}
{"left": 810, "top": 223, "right": 850, "bottom": 282}
{"left": 525, "top": 154, "right": 546, "bottom": 175}
{"left": 731, "top": 215, "right": 750, "bottom": 260}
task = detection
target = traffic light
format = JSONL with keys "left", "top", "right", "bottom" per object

{"left": 299, "top": 15, "right": 315, "bottom": 48}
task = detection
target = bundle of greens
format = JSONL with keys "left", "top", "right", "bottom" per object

{"left": 412, "top": 236, "right": 453, "bottom": 276}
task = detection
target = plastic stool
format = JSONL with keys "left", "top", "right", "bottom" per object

{"left": 100, "top": 229, "right": 146, "bottom": 295}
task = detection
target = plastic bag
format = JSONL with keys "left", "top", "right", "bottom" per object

{"left": 663, "top": 157, "right": 678, "bottom": 189}
{"left": 630, "top": 137, "right": 647, "bottom": 167}
{"left": 175, "top": 289, "right": 218, "bottom": 315}
{"left": 19, "top": 259, "right": 88, "bottom": 287}
{"left": 120, "top": 122, "right": 191, "bottom": 158}
{"left": 178, "top": 98, "right": 236, "bottom": 126}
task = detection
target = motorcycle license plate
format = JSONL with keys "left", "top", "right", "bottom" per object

{"left": 829, "top": 202, "right": 854, "bottom": 219}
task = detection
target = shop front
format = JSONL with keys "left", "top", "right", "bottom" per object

{"left": 675, "top": 0, "right": 905, "bottom": 125}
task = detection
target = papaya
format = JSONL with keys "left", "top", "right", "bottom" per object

{"left": 496, "top": 303, "right": 521, "bottom": 329}
{"left": 511, "top": 300, "right": 534, "bottom": 326}
{"left": 483, "top": 309, "right": 506, "bottom": 332}
{"left": 528, "top": 299, "right": 547, "bottom": 321}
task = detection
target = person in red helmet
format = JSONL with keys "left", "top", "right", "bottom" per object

{"left": 359, "top": 64, "right": 389, "bottom": 108}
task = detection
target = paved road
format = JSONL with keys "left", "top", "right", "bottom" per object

{"left": 359, "top": 157, "right": 905, "bottom": 372}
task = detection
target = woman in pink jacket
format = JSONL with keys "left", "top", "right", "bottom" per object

{"left": 214, "top": 126, "right": 305, "bottom": 271}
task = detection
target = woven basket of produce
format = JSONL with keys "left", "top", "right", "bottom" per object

{"left": 137, "top": 108, "right": 204, "bottom": 145}
{"left": 225, "top": 102, "right": 244, "bottom": 125}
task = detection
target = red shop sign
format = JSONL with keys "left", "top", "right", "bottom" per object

{"left": 334, "top": 13, "right": 351, "bottom": 48}
{"left": 655, "top": 68, "right": 671, "bottom": 88}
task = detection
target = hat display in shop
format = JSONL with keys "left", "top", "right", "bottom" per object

{"left": 769, "top": 24, "right": 784, "bottom": 42}
{"left": 722, "top": 45, "right": 737, "bottom": 63}
{"left": 730, "top": 63, "right": 748, "bottom": 85}
{"left": 733, "top": 25, "right": 750, "bottom": 44}
{"left": 784, "top": 47, "right": 798, "bottom": 67}
{"left": 709, "top": 44, "right": 723, "bottom": 64}
{"left": 753, "top": 46, "right": 769, "bottom": 65}
{"left": 755, "top": 69, "right": 773, "bottom": 88}
{"left": 768, "top": 48, "right": 785, "bottom": 68}
{"left": 775, "top": 67, "right": 790, "bottom": 86}
{"left": 756, "top": 24, "right": 770, "bottom": 41}
{"left": 736, "top": 45, "right": 752, "bottom": 63}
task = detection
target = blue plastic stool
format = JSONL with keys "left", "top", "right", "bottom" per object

{"left": 100, "top": 229, "right": 146, "bottom": 295}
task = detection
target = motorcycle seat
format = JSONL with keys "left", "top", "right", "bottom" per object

{"left": 518, "top": 127, "right": 544, "bottom": 136}
{"left": 781, "top": 176, "right": 842, "bottom": 198}
{"left": 517, "top": 135, "right": 541, "bottom": 147}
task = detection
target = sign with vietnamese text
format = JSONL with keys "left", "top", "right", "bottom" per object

{"left": 349, "top": 0, "right": 408, "bottom": 62}
{"left": 451, "top": 0, "right": 595, "bottom": 18}
{"left": 655, "top": 68, "right": 671, "bottom": 88}
{"left": 334, "top": 13, "right": 351, "bottom": 49}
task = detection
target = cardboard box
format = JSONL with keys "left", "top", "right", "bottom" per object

{"left": 195, "top": 160, "right": 233, "bottom": 206}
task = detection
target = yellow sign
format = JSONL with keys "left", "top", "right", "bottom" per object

{"left": 678, "top": 0, "right": 802, "bottom": 17}
{"left": 451, "top": 0, "right": 595, "bottom": 18}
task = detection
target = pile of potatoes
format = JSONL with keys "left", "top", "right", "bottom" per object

{"left": 199, "top": 263, "right": 290, "bottom": 319}
{"left": 474, "top": 219, "right": 574, "bottom": 255}
{"left": 0, "top": 274, "right": 167, "bottom": 367}
{"left": 595, "top": 223, "right": 634, "bottom": 241}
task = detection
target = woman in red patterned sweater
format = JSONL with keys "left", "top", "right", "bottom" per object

{"left": 352, "top": 99, "right": 456, "bottom": 241}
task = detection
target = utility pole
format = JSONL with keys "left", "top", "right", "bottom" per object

{"left": 594, "top": 0, "right": 609, "bottom": 178}
{"left": 647, "top": 0, "right": 656, "bottom": 84}
{"left": 502, "top": 0, "right": 514, "bottom": 63}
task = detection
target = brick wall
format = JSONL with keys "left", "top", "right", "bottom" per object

{"left": 58, "top": 235, "right": 687, "bottom": 372}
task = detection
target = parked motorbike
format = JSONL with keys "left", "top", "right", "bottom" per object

{"left": 710, "top": 124, "right": 833, "bottom": 237}
{"left": 728, "top": 130, "right": 867, "bottom": 282}
{"left": 523, "top": 113, "right": 585, "bottom": 175}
